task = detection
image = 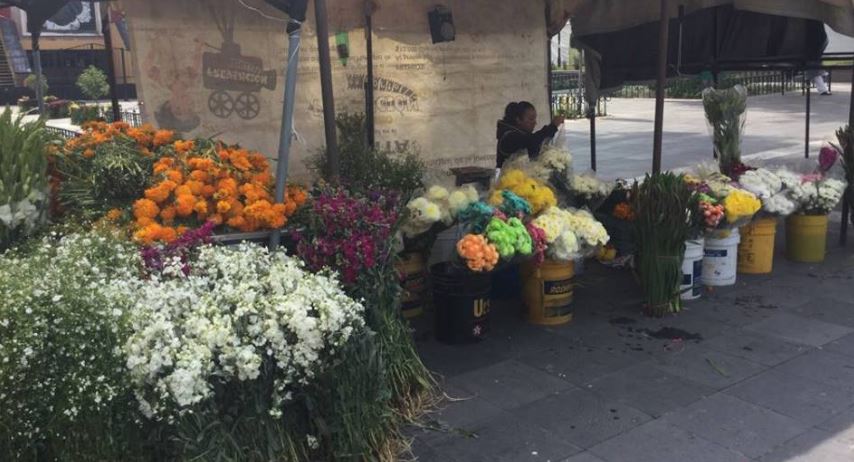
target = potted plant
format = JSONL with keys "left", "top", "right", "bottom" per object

{"left": 632, "top": 172, "right": 698, "bottom": 317}
{"left": 784, "top": 165, "right": 847, "bottom": 263}
{"left": 734, "top": 167, "right": 798, "bottom": 273}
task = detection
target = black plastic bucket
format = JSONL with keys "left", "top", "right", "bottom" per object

{"left": 431, "top": 262, "right": 492, "bottom": 344}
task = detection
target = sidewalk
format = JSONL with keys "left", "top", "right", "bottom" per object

{"left": 566, "top": 88, "right": 852, "bottom": 180}
{"left": 411, "top": 219, "right": 854, "bottom": 462}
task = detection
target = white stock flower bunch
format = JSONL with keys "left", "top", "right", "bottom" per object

{"left": 737, "top": 168, "right": 797, "bottom": 216}
{"left": 572, "top": 173, "right": 613, "bottom": 199}
{"left": 124, "top": 243, "right": 365, "bottom": 420}
{"left": 532, "top": 206, "right": 610, "bottom": 261}
{"left": 0, "top": 232, "right": 142, "bottom": 451}
{"left": 788, "top": 177, "right": 848, "bottom": 215}
{"left": 402, "top": 185, "right": 478, "bottom": 237}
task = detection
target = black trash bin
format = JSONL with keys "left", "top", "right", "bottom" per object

{"left": 431, "top": 262, "right": 492, "bottom": 344}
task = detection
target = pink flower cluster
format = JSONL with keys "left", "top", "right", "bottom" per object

{"left": 293, "top": 189, "right": 400, "bottom": 285}
{"left": 526, "top": 222, "right": 548, "bottom": 265}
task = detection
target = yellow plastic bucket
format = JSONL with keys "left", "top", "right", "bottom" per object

{"left": 786, "top": 214, "right": 828, "bottom": 263}
{"left": 521, "top": 259, "right": 574, "bottom": 326}
{"left": 396, "top": 252, "right": 426, "bottom": 318}
{"left": 738, "top": 217, "right": 778, "bottom": 274}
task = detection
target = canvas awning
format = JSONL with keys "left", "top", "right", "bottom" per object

{"left": 555, "top": 0, "right": 854, "bottom": 38}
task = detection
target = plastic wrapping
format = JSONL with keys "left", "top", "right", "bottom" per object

{"left": 703, "top": 85, "right": 747, "bottom": 176}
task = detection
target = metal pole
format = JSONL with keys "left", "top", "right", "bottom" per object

{"left": 589, "top": 110, "right": 597, "bottom": 171}
{"left": 364, "top": 10, "right": 375, "bottom": 148}
{"left": 101, "top": 6, "right": 121, "bottom": 122}
{"left": 31, "top": 31, "right": 45, "bottom": 118}
{"left": 269, "top": 20, "right": 303, "bottom": 249}
{"left": 805, "top": 75, "right": 811, "bottom": 159}
{"left": 315, "top": 0, "right": 339, "bottom": 181}
{"left": 841, "top": 64, "right": 854, "bottom": 247}
{"left": 652, "top": 0, "right": 669, "bottom": 174}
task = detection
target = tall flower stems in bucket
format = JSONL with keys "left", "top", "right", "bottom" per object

{"left": 703, "top": 85, "right": 747, "bottom": 176}
{"left": 632, "top": 173, "right": 698, "bottom": 317}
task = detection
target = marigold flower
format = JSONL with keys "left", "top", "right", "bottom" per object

{"left": 105, "top": 208, "right": 123, "bottom": 221}
{"left": 176, "top": 194, "right": 196, "bottom": 217}
{"left": 165, "top": 169, "right": 183, "bottom": 184}
{"left": 189, "top": 170, "right": 209, "bottom": 182}
{"left": 173, "top": 139, "right": 195, "bottom": 154}
{"left": 216, "top": 200, "right": 231, "bottom": 214}
{"left": 174, "top": 185, "right": 193, "bottom": 197}
{"left": 160, "top": 206, "right": 177, "bottom": 222}
{"left": 83, "top": 148, "right": 95, "bottom": 158}
{"left": 153, "top": 129, "right": 175, "bottom": 147}
{"left": 133, "top": 198, "right": 160, "bottom": 219}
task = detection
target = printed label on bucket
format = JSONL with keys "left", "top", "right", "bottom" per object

{"left": 705, "top": 249, "right": 728, "bottom": 258}
{"left": 692, "top": 260, "right": 703, "bottom": 296}
{"left": 472, "top": 298, "right": 491, "bottom": 319}
{"left": 543, "top": 278, "right": 573, "bottom": 296}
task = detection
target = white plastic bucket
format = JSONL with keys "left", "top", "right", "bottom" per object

{"left": 703, "top": 229, "right": 740, "bottom": 286}
{"left": 680, "top": 238, "right": 705, "bottom": 300}
{"left": 429, "top": 224, "right": 465, "bottom": 267}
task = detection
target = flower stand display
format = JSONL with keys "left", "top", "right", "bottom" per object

{"left": 680, "top": 238, "right": 705, "bottom": 301}
{"left": 396, "top": 252, "right": 427, "bottom": 319}
{"left": 738, "top": 217, "right": 778, "bottom": 273}
{"left": 703, "top": 229, "right": 740, "bottom": 286}
{"left": 786, "top": 214, "right": 829, "bottom": 263}
{"left": 521, "top": 259, "right": 575, "bottom": 325}
{"left": 431, "top": 262, "right": 492, "bottom": 344}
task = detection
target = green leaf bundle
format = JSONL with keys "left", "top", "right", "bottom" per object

{"left": 632, "top": 172, "right": 698, "bottom": 317}
{"left": 703, "top": 85, "right": 747, "bottom": 174}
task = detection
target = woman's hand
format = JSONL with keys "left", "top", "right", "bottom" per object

{"left": 552, "top": 115, "right": 566, "bottom": 126}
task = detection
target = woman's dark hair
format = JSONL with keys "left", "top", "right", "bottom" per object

{"left": 502, "top": 101, "right": 535, "bottom": 124}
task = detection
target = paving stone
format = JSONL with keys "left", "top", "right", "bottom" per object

{"left": 512, "top": 388, "right": 652, "bottom": 449}
{"left": 425, "top": 382, "right": 506, "bottom": 430}
{"left": 585, "top": 363, "right": 715, "bottom": 418}
{"left": 409, "top": 437, "right": 457, "bottom": 462}
{"left": 662, "top": 393, "right": 810, "bottom": 459}
{"left": 451, "top": 360, "right": 575, "bottom": 411}
{"left": 823, "top": 332, "right": 854, "bottom": 357}
{"left": 725, "top": 369, "right": 854, "bottom": 426}
{"left": 702, "top": 330, "right": 811, "bottom": 366}
{"left": 560, "top": 452, "right": 608, "bottom": 462}
{"left": 772, "top": 349, "right": 854, "bottom": 390}
{"left": 518, "top": 342, "right": 639, "bottom": 387}
{"left": 789, "top": 298, "right": 854, "bottom": 329}
{"left": 757, "top": 428, "right": 854, "bottom": 462}
{"left": 417, "top": 340, "right": 510, "bottom": 378}
{"left": 652, "top": 345, "right": 767, "bottom": 389}
{"left": 742, "top": 312, "right": 854, "bottom": 347}
{"left": 816, "top": 405, "right": 854, "bottom": 445}
{"left": 428, "top": 410, "right": 582, "bottom": 462}
{"left": 587, "top": 419, "right": 751, "bottom": 462}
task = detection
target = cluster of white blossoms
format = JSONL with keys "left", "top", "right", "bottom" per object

{"left": 532, "top": 207, "right": 610, "bottom": 261}
{"left": 402, "top": 185, "right": 479, "bottom": 237}
{"left": 737, "top": 168, "right": 797, "bottom": 216}
{"left": 0, "top": 233, "right": 141, "bottom": 445}
{"left": 572, "top": 173, "right": 613, "bottom": 199}
{"left": 788, "top": 177, "right": 848, "bottom": 215}
{"left": 123, "top": 244, "right": 365, "bottom": 420}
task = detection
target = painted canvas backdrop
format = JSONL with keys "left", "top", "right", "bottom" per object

{"left": 122, "top": 0, "right": 550, "bottom": 179}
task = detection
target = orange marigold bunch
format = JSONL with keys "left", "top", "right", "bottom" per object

{"left": 456, "top": 234, "right": 500, "bottom": 272}
{"left": 64, "top": 121, "right": 173, "bottom": 157}
{"left": 131, "top": 139, "right": 306, "bottom": 243}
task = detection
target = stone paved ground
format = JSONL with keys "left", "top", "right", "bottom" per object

{"left": 410, "top": 219, "right": 854, "bottom": 462}
{"left": 565, "top": 87, "right": 852, "bottom": 180}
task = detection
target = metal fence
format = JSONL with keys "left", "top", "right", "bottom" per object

{"left": 45, "top": 109, "right": 143, "bottom": 139}
{"left": 607, "top": 71, "right": 795, "bottom": 99}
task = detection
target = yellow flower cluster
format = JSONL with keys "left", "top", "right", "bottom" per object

{"left": 490, "top": 169, "right": 556, "bottom": 214}
{"left": 722, "top": 189, "right": 761, "bottom": 224}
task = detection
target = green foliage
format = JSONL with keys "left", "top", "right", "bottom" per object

{"left": 703, "top": 85, "right": 747, "bottom": 174}
{"left": 70, "top": 103, "right": 102, "bottom": 125}
{"left": 76, "top": 65, "right": 110, "bottom": 101}
{"left": 311, "top": 113, "right": 425, "bottom": 199}
{"left": 0, "top": 232, "right": 148, "bottom": 460}
{"left": 24, "top": 73, "right": 48, "bottom": 95}
{"left": 55, "top": 136, "right": 156, "bottom": 218}
{"left": 632, "top": 173, "right": 698, "bottom": 317}
{"left": 0, "top": 108, "right": 50, "bottom": 251}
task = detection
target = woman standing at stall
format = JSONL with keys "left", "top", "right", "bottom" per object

{"left": 496, "top": 101, "right": 565, "bottom": 170}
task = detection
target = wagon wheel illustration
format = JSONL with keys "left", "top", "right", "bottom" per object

{"left": 234, "top": 92, "right": 261, "bottom": 120}
{"left": 208, "top": 91, "right": 234, "bottom": 118}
